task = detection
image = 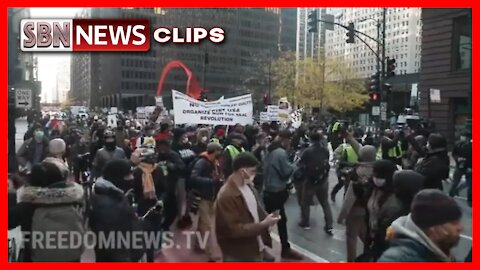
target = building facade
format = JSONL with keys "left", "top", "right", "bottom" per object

{"left": 70, "top": 8, "right": 297, "bottom": 110}
{"left": 324, "top": 8, "right": 422, "bottom": 79}
{"left": 296, "top": 8, "right": 327, "bottom": 61}
{"left": 418, "top": 8, "right": 471, "bottom": 143}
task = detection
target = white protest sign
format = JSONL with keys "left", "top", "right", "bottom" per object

{"left": 172, "top": 89, "right": 253, "bottom": 126}
{"left": 260, "top": 112, "right": 270, "bottom": 123}
{"left": 290, "top": 109, "right": 303, "bottom": 129}
{"left": 110, "top": 107, "right": 118, "bottom": 114}
{"left": 107, "top": 114, "right": 117, "bottom": 128}
{"left": 15, "top": 88, "right": 32, "bottom": 109}
{"left": 267, "top": 105, "right": 279, "bottom": 121}
{"left": 145, "top": 106, "right": 156, "bottom": 116}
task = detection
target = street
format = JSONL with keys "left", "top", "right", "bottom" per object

{"left": 13, "top": 118, "right": 471, "bottom": 262}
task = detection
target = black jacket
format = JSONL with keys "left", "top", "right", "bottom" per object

{"left": 132, "top": 165, "right": 166, "bottom": 216}
{"left": 89, "top": 178, "right": 145, "bottom": 262}
{"left": 414, "top": 150, "right": 449, "bottom": 190}
{"left": 190, "top": 155, "right": 223, "bottom": 201}
{"left": 378, "top": 238, "right": 447, "bottom": 262}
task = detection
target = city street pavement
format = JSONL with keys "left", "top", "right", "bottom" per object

{"left": 14, "top": 118, "right": 472, "bottom": 262}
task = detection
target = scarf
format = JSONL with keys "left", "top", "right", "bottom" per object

{"left": 138, "top": 162, "right": 157, "bottom": 200}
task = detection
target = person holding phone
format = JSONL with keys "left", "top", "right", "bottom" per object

{"left": 215, "top": 152, "right": 277, "bottom": 262}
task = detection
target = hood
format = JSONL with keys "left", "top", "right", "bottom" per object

{"left": 93, "top": 177, "right": 125, "bottom": 200}
{"left": 392, "top": 170, "right": 424, "bottom": 205}
{"left": 267, "top": 141, "right": 283, "bottom": 152}
{"left": 358, "top": 145, "right": 376, "bottom": 163}
{"left": 18, "top": 181, "right": 84, "bottom": 205}
{"left": 389, "top": 215, "right": 449, "bottom": 261}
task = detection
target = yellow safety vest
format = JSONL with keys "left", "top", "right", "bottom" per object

{"left": 343, "top": 143, "right": 359, "bottom": 163}
{"left": 376, "top": 141, "right": 403, "bottom": 160}
{"left": 226, "top": 145, "right": 245, "bottom": 159}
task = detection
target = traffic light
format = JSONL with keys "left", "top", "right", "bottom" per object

{"left": 307, "top": 10, "right": 318, "bottom": 33}
{"left": 369, "top": 72, "right": 380, "bottom": 91}
{"left": 383, "top": 83, "right": 392, "bottom": 94}
{"left": 368, "top": 72, "right": 380, "bottom": 103}
{"left": 346, "top": 22, "right": 355, "bottom": 43}
{"left": 369, "top": 91, "right": 380, "bottom": 102}
{"left": 386, "top": 57, "right": 396, "bottom": 77}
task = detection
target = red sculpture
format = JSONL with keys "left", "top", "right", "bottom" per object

{"left": 156, "top": 60, "right": 204, "bottom": 99}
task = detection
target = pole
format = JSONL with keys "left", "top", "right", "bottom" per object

{"left": 268, "top": 50, "right": 272, "bottom": 104}
{"left": 376, "top": 21, "right": 381, "bottom": 130}
{"left": 380, "top": 8, "right": 386, "bottom": 129}
{"left": 202, "top": 48, "right": 208, "bottom": 91}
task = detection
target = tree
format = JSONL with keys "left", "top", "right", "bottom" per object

{"left": 270, "top": 55, "right": 369, "bottom": 114}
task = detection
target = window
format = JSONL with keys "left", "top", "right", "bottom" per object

{"left": 452, "top": 15, "right": 471, "bottom": 70}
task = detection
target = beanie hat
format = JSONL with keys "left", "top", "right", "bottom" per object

{"left": 358, "top": 145, "right": 376, "bottom": 162}
{"left": 49, "top": 138, "right": 66, "bottom": 155}
{"left": 207, "top": 142, "right": 223, "bottom": 153}
{"left": 411, "top": 189, "right": 462, "bottom": 229}
{"left": 428, "top": 133, "right": 447, "bottom": 150}
{"left": 215, "top": 129, "right": 226, "bottom": 137}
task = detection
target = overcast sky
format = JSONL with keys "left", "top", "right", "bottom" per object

{"left": 29, "top": 8, "right": 81, "bottom": 103}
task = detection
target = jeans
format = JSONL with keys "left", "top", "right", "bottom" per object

{"left": 263, "top": 190, "right": 290, "bottom": 252}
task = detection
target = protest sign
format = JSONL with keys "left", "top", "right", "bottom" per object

{"left": 260, "top": 112, "right": 270, "bottom": 123}
{"left": 172, "top": 90, "right": 253, "bottom": 126}
{"left": 107, "top": 114, "right": 117, "bottom": 128}
{"left": 267, "top": 105, "right": 279, "bottom": 121}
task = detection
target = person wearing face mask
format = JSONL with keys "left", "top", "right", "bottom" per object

{"left": 17, "top": 126, "right": 49, "bottom": 171}
{"left": 189, "top": 142, "right": 224, "bottom": 261}
{"left": 223, "top": 133, "right": 246, "bottom": 178}
{"left": 215, "top": 152, "right": 276, "bottom": 262}
{"left": 378, "top": 189, "right": 463, "bottom": 262}
{"left": 262, "top": 129, "right": 303, "bottom": 260}
{"left": 363, "top": 159, "right": 397, "bottom": 261}
{"left": 89, "top": 159, "right": 146, "bottom": 262}
{"left": 192, "top": 128, "right": 210, "bottom": 155}
{"left": 92, "top": 130, "right": 127, "bottom": 179}
{"left": 449, "top": 130, "right": 472, "bottom": 201}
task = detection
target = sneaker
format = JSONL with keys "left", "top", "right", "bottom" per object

{"left": 281, "top": 249, "right": 303, "bottom": 260}
{"left": 298, "top": 222, "right": 311, "bottom": 230}
{"left": 324, "top": 226, "right": 334, "bottom": 236}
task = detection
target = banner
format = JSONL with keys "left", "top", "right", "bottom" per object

{"left": 172, "top": 90, "right": 253, "bottom": 126}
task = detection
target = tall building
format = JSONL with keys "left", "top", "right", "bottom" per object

{"left": 419, "top": 8, "right": 471, "bottom": 144}
{"left": 296, "top": 8, "right": 327, "bottom": 60}
{"left": 324, "top": 8, "right": 422, "bottom": 79}
{"left": 55, "top": 61, "right": 70, "bottom": 103}
{"left": 70, "top": 8, "right": 297, "bottom": 110}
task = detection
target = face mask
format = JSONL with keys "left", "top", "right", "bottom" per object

{"left": 105, "top": 141, "right": 116, "bottom": 151}
{"left": 243, "top": 169, "right": 255, "bottom": 184}
{"left": 460, "top": 136, "right": 466, "bottom": 142}
{"left": 34, "top": 130, "right": 44, "bottom": 142}
{"left": 201, "top": 136, "right": 208, "bottom": 143}
{"left": 373, "top": 177, "right": 386, "bottom": 187}
{"left": 181, "top": 138, "right": 189, "bottom": 144}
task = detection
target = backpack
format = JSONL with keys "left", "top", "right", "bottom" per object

{"left": 30, "top": 203, "right": 85, "bottom": 262}
{"left": 304, "top": 147, "right": 330, "bottom": 184}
